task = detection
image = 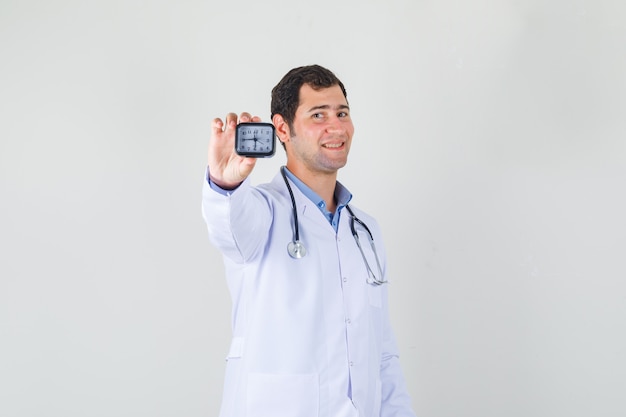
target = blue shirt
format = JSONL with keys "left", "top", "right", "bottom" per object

{"left": 281, "top": 167, "right": 352, "bottom": 232}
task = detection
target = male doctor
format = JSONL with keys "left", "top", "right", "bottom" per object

{"left": 202, "top": 65, "right": 416, "bottom": 417}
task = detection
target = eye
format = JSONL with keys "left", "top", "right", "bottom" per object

{"left": 338, "top": 111, "right": 349, "bottom": 118}
{"left": 312, "top": 113, "right": 325, "bottom": 119}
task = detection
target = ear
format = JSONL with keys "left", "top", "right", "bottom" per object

{"left": 272, "top": 114, "right": 290, "bottom": 144}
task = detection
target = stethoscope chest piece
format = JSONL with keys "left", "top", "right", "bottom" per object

{"left": 287, "top": 240, "right": 307, "bottom": 259}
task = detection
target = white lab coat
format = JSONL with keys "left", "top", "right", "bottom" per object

{"left": 202, "top": 170, "right": 416, "bottom": 417}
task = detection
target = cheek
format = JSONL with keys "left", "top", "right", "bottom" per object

{"left": 344, "top": 120, "right": 355, "bottom": 134}
{"left": 346, "top": 125, "right": 355, "bottom": 140}
{"left": 297, "top": 125, "right": 321, "bottom": 141}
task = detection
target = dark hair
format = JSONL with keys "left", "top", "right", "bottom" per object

{"left": 270, "top": 64, "right": 348, "bottom": 130}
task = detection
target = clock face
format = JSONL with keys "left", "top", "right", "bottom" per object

{"left": 235, "top": 122, "right": 276, "bottom": 157}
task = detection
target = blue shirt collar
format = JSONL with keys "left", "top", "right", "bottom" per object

{"left": 282, "top": 167, "right": 352, "bottom": 228}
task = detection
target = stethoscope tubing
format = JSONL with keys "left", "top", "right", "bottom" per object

{"left": 281, "top": 166, "right": 301, "bottom": 242}
{"left": 280, "top": 166, "right": 386, "bottom": 285}
{"left": 281, "top": 167, "right": 307, "bottom": 258}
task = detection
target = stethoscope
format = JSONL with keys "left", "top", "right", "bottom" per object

{"left": 281, "top": 166, "right": 387, "bottom": 285}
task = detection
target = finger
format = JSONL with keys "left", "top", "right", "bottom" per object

{"left": 211, "top": 117, "right": 224, "bottom": 134}
{"left": 225, "top": 112, "right": 238, "bottom": 131}
{"left": 239, "top": 112, "right": 252, "bottom": 123}
{"left": 251, "top": 115, "right": 262, "bottom": 123}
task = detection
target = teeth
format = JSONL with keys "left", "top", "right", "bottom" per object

{"left": 324, "top": 143, "right": 342, "bottom": 148}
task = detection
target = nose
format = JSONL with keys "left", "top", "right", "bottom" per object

{"left": 326, "top": 115, "right": 349, "bottom": 134}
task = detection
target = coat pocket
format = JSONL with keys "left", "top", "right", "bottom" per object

{"left": 246, "top": 373, "right": 319, "bottom": 417}
{"left": 368, "top": 284, "right": 382, "bottom": 308}
{"left": 226, "top": 336, "right": 244, "bottom": 360}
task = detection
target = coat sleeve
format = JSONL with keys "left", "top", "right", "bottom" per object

{"left": 201, "top": 172, "right": 273, "bottom": 264}
{"left": 379, "top": 309, "right": 417, "bottom": 417}
{"left": 375, "top": 217, "right": 417, "bottom": 417}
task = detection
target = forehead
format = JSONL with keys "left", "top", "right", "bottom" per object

{"left": 297, "top": 84, "right": 348, "bottom": 112}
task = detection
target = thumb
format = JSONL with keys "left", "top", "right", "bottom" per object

{"left": 238, "top": 156, "right": 257, "bottom": 178}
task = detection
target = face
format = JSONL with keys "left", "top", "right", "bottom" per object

{"left": 284, "top": 84, "right": 354, "bottom": 175}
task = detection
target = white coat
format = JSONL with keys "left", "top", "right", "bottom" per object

{"left": 202, "top": 170, "right": 416, "bottom": 417}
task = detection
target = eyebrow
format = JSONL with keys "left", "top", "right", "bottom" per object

{"left": 306, "top": 104, "right": 350, "bottom": 113}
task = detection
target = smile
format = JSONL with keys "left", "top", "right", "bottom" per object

{"left": 322, "top": 142, "right": 344, "bottom": 149}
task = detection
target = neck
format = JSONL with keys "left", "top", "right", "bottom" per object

{"left": 286, "top": 163, "right": 338, "bottom": 213}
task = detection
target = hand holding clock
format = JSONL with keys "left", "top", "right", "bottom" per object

{"left": 208, "top": 112, "right": 260, "bottom": 190}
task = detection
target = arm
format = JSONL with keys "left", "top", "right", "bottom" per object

{"left": 376, "top": 224, "right": 417, "bottom": 417}
{"left": 380, "top": 309, "right": 417, "bottom": 417}
{"left": 201, "top": 112, "right": 272, "bottom": 263}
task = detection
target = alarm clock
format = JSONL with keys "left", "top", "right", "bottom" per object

{"left": 235, "top": 122, "right": 276, "bottom": 158}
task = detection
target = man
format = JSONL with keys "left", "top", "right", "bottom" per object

{"left": 202, "top": 65, "right": 416, "bottom": 417}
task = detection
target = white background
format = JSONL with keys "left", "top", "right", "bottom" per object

{"left": 1, "top": 1, "right": 625, "bottom": 416}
